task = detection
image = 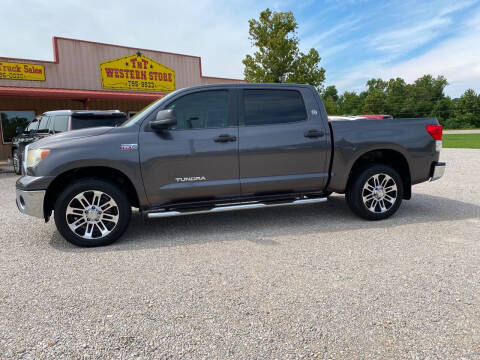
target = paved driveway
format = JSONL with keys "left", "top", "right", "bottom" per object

{"left": 1, "top": 149, "right": 479, "bottom": 359}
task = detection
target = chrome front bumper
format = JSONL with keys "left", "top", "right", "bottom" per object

{"left": 16, "top": 189, "right": 46, "bottom": 218}
{"left": 430, "top": 162, "right": 446, "bottom": 181}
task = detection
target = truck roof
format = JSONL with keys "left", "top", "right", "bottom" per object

{"left": 43, "top": 110, "right": 125, "bottom": 117}
{"left": 175, "top": 83, "right": 317, "bottom": 91}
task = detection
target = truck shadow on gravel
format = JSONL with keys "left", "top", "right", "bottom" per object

{"left": 50, "top": 193, "right": 480, "bottom": 252}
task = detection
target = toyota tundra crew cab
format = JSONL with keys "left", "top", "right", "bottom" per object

{"left": 15, "top": 84, "right": 445, "bottom": 247}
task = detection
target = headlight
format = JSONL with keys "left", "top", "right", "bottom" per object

{"left": 25, "top": 148, "right": 50, "bottom": 168}
{"left": 23, "top": 144, "right": 29, "bottom": 173}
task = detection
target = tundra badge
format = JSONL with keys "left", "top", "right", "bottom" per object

{"left": 175, "top": 176, "right": 207, "bottom": 183}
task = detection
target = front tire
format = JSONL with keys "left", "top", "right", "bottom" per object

{"left": 346, "top": 164, "right": 403, "bottom": 220}
{"left": 54, "top": 178, "right": 131, "bottom": 247}
{"left": 13, "top": 150, "right": 22, "bottom": 175}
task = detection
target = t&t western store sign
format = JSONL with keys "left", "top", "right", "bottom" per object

{"left": 100, "top": 53, "right": 175, "bottom": 92}
{"left": 0, "top": 61, "right": 45, "bottom": 81}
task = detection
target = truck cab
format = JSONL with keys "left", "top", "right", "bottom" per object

{"left": 139, "top": 85, "right": 331, "bottom": 206}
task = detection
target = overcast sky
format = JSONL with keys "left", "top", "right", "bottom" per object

{"left": 2, "top": 0, "right": 479, "bottom": 97}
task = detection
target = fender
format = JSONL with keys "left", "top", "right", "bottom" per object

{"left": 328, "top": 143, "right": 412, "bottom": 193}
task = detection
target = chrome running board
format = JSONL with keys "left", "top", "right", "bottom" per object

{"left": 147, "top": 197, "right": 327, "bottom": 218}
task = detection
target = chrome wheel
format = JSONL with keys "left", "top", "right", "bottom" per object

{"left": 362, "top": 173, "right": 397, "bottom": 213}
{"left": 66, "top": 190, "right": 119, "bottom": 240}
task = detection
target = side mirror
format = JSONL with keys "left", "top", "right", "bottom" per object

{"left": 150, "top": 109, "right": 177, "bottom": 130}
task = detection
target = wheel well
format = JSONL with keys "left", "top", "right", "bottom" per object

{"left": 44, "top": 167, "right": 140, "bottom": 218}
{"left": 348, "top": 149, "right": 412, "bottom": 200}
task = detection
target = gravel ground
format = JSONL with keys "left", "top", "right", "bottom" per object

{"left": 1, "top": 148, "right": 479, "bottom": 359}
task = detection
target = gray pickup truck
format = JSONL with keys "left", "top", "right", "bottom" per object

{"left": 16, "top": 84, "right": 445, "bottom": 247}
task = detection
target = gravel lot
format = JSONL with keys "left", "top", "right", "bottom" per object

{"left": 1, "top": 148, "right": 479, "bottom": 359}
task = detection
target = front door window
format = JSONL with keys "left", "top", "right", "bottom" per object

{"left": 166, "top": 90, "right": 232, "bottom": 130}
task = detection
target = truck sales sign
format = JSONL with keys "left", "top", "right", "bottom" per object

{"left": 100, "top": 53, "right": 175, "bottom": 92}
{"left": 0, "top": 61, "right": 45, "bottom": 81}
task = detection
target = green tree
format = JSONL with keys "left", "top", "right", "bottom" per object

{"left": 384, "top": 78, "right": 409, "bottom": 117}
{"left": 243, "top": 8, "right": 326, "bottom": 91}
{"left": 406, "top": 75, "right": 448, "bottom": 117}
{"left": 454, "top": 89, "right": 480, "bottom": 128}
{"left": 323, "top": 96, "right": 339, "bottom": 115}
{"left": 431, "top": 97, "right": 454, "bottom": 126}
{"left": 357, "top": 78, "right": 388, "bottom": 114}
{"left": 366, "top": 78, "right": 387, "bottom": 92}
{"left": 322, "top": 85, "right": 338, "bottom": 101}
{"left": 337, "top": 91, "right": 362, "bottom": 114}
{"left": 362, "top": 88, "right": 386, "bottom": 114}
{"left": 322, "top": 74, "right": 479, "bottom": 128}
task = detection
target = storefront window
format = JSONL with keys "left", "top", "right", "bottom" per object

{"left": 1, "top": 111, "right": 35, "bottom": 144}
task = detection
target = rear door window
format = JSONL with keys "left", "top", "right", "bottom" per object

{"left": 243, "top": 89, "right": 307, "bottom": 126}
{"left": 52, "top": 115, "right": 69, "bottom": 132}
{"left": 71, "top": 115, "right": 126, "bottom": 130}
{"left": 48, "top": 116, "right": 56, "bottom": 133}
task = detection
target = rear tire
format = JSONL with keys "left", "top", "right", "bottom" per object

{"left": 54, "top": 178, "right": 131, "bottom": 247}
{"left": 13, "top": 150, "right": 22, "bottom": 175}
{"left": 346, "top": 164, "right": 403, "bottom": 220}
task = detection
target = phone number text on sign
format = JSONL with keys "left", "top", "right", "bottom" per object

{"left": 126, "top": 80, "right": 157, "bottom": 89}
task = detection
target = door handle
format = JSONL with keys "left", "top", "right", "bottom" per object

{"left": 304, "top": 129, "right": 325, "bottom": 138}
{"left": 214, "top": 134, "right": 236, "bottom": 142}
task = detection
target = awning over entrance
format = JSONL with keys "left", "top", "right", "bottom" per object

{"left": 0, "top": 86, "right": 165, "bottom": 101}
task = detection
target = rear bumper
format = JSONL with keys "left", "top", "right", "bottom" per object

{"left": 16, "top": 189, "right": 45, "bottom": 218}
{"left": 430, "top": 162, "right": 446, "bottom": 181}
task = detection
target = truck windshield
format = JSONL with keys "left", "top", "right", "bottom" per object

{"left": 25, "top": 119, "right": 39, "bottom": 132}
{"left": 121, "top": 90, "right": 181, "bottom": 127}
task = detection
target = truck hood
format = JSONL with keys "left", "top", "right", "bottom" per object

{"left": 30, "top": 127, "right": 114, "bottom": 148}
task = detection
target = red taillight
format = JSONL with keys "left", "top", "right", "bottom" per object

{"left": 426, "top": 125, "right": 442, "bottom": 140}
